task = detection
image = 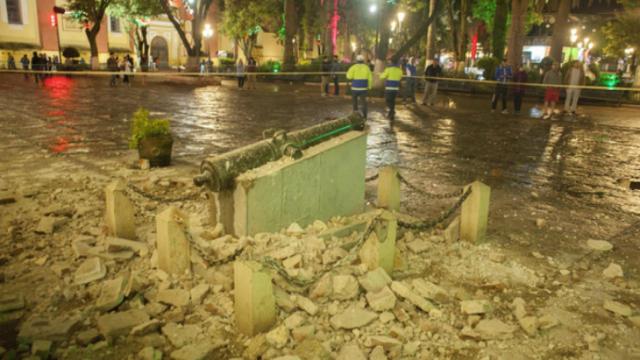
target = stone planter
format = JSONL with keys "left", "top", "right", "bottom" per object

{"left": 138, "top": 134, "right": 173, "bottom": 167}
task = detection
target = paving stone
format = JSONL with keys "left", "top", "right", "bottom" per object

{"left": 331, "top": 275, "right": 359, "bottom": 300}
{"left": 157, "top": 289, "right": 190, "bottom": 307}
{"left": 390, "top": 281, "right": 435, "bottom": 312}
{"left": 330, "top": 307, "right": 377, "bottom": 329}
{"left": 586, "top": 239, "right": 613, "bottom": 251}
{"left": 74, "top": 257, "right": 107, "bottom": 285}
{"left": 358, "top": 267, "right": 392, "bottom": 293}
{"left": 337, "top": 343, "right": 367, "bottom": 360}
{"left": 460, "top": 300, "right": 492, "bottom": 315}
{"left": 95, "top": 276, "right": 127, "bottom": 312}
{"left": 604, "top": 300, "right": 632, "bottom": 317}
{"left": 366, "top": 286, "right": 397, "bottom": 312}
{"left": 161, "top": 322, "right": 202, "bottom": 348}
{"left": 105, "top": 180, "right": 136, "bottom": 240}
{"left": 97, "top": 309, "right": 149, "bottom": 338}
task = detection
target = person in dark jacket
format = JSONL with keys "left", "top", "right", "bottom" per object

{"left": 330, "top": 55, "right": 340, "bottom": 96}
{"left": 20, "top": 54, "right": 29, "bottom": 80}
{"left": 512, "top": 64, "right": 528, "bottom": 115}
{"left": 422, "top": 58, "right": 443, "bottom": 106}
{"left": 321, "top": 56, "right": 331, "bottom": 96}
{"left": 491, "top": 59, "right": 512, "bottom": 114}
{"left": 31, "top": 52, "right": 40, "bottom": 83}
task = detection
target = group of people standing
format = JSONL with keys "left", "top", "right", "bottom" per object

{"left": 9, "top": 52, "right": 61, "bottom": 83}
{"left": 491, "top": 59, "right": 586, "bottom": 119}
{"left": 236, "top": 57, "right": 257, "bottom": 90}
{"left": 107, "top": 52, "right": 134, "bottom": 87}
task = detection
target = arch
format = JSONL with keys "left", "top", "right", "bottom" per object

{"left": 150, "top": 36, "right": 169, "bottom": 69}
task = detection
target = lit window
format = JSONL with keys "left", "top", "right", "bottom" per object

{"left": 110, "top": 16, "right": 121, "bottom": 33}
{"left": 6, "top": 0, "right": 22, "bottom": 24}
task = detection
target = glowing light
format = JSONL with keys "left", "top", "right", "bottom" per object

{"left": 50, "top": 14, "right": 57, "bottom": 27}
{"left": 588, "top": 42, "right": 594, "bottom": 50}
{"left": 397, "top": 11, "right": 406, "bottom": 23}
{"left": 202, "top": 23, "right": 213, "bottom": 38}
{"left": 390, "top": 20, "right": 397, "bottom": 31}
{"left": 351, "top": 41, "right": 357, "bottom": 51}
{"left": 369, "top": 4, "right": 377, "bottom": 13}
{"left": 570, "top": 28, "right": 577, "bottom": 35}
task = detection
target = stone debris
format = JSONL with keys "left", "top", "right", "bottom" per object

{"left": 31, "top": 339, "right": 52, "bottom": 358}
{"left": 330, "top": 307, "right": 378, "bottom": 329}
{"left": 406, "top": 239, "right": 429, "bottom": 253}
{"left": 331, "top": 275, "right": 359, "bottom": 300}
{"left": 337, "top": 344, "right": 367, "bottom": 360}
{"left": 157, "top": 289, "right": 190, "bottom": 307}
{"left": 95, "top": 275, "right": 128, "bottom": 311}
{"left": 161, "top": 323, "right": 202, "bottom": 348}
{"left": 74, "top": 257, "right": 107, "bottom": 285}
{"left": 474, "top": 319, "right": 517, "bottom": 339}
{"left": 603, "top": 300, "right": 632, "bottom": 317}
{"left": 366, "top": 286, "right": 397, "bottom": 312}
{"left": 131, "top": 319, "right": 163, "bottom": 337}
{"left": 19, "top": 314, "right": 83, "bottom": 341}
{"left": 266, "top": 325, "right": 289, "bottom": 348}
{"left": 170, "top": 341, "right": 222, "bottom": 360}
{"left": 390, "top": 281, "right": 435, "bottom": 313}
{"left": 586, "top": 239, "right": 613, "bottom": 251}
{"left": 0, "top": 294, "right": 25, "bottom": 313}
{"left": 295, "top": 296, "right": 318, "bottom": 316}
{"left": 461, "top": 300, "right": 492, "bottom": 315}
{"left": 411, "top": 279, "right": 448, "bottom": 302}
{"left": 358, "top": 267, "right": 392, "bottom": 293}
{"left": 190, "top": 284, "right": 210, "bottom": 305}
{"left": 97, "top": 309, "right": 149, "bottom": 338}
{"left": 138, "top": 346, "right": 162, "bottom": 360}
{"left": 35, "top": 216, "right": 67, "bottom": 234}
{"left": 0, "top": 191, "right": 16, "bottom": 205}
{"left": 602, "top": 263, "right": 624, "bottom": 279}
{"left": 105, "top": 236, "right": 149, "bottom": 256}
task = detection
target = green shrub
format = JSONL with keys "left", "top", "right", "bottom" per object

{"left": 476, "top": 57, "right": 500, "bottom": 80}
{"left": 219, "top": 57, "right": 235, "bottom": 66}
{"left": 129, "top": 108, "right": 171, "bottom": 149}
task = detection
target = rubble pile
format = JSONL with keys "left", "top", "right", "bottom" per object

{"left": 0, "top": 171, "right": 639, "bottom": 360}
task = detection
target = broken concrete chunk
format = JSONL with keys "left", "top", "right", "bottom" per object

{"left": 411, "top": 279, "right": 448, "bottom": 302}
{"left": 0, "top": 294, "right": 24, "bottom": 313}
{"left": 337, "top": 344, "right": 367, "bottom": 360}
{"left": 74, "top": 257, "right": 107, "bottom": 285}
{"left": 157, "top": 289, "right": 190, "bottom": 307}
{"left": 190, "top": 284, "right": 210, "bottom": 305}
{"left": 602, "top": 263, "right": 624, "bottom": 279}
{"left": 604, "top": 300, "right": 632, "bottom": 317}
{"left": 295, "top": 296, "right": 318, "bottom": 316}
{"left": 19, "top": 314, "right": 82, "bottom": 342}
{"left": 97, "top": 309, "right": 149, "bottom": 338}
{"left": 586, "top": 239, "right": 613, "bottom": 251}
{"left": 161, "top": 322, "right": 202, "bottom": 348}
{"left": 95, "top": 276, "right": 128, "bottom": 312}
{"left": 369, "top": 346, "right": 388, "bottom": 360}
{"left": 390, "top": 281, "right": 434, "bottom": 313}
{"left": 138, "top": 346, "right": 163, "bottom": 360}
{"left": 105, "top": 180, "right": 136, "bottom": 240}
{"left": 460, "top": 300, "right": 492, "bottom": 315}
{"left": 406, "top": 239, "right": 429, "bottom": 253}
{"left": 284, "top": 312, "right": 306, "bottom": 330}
{"left": 31, "top": 339, "right": 52, "bottom": 358}
{"left": 291, "top": 325, "right": 315, "bottom": 342}
{"left": 331, "top": 275, "right": 359, "bottom": 300}
{"left": 76, "top": 329, "right": 101, "bottom": 346}
{"left": 170, "top": 341, "right": 222, "bottom": 360}
{"left": 274, "top": 288, "right": 296, "bottom": 312}
{"left": 474, "top": 319, "right": 516, "bottom": 339}
{"left": 266, "top": 325, "right": 289, "bottom": 348}
{"left": 359, "top": 267, "right": 392, "bottom": 293}
{"left": 105, "top": 237, "right": 149, "bottom": 256}
{"left": 330, "top": 307, "right": 377, "bottom": 329}
{"left": 366, "top": 286, "right": 397, "bottom": 312}
{"left": 368, "top": 335, "right": 402, "bottom": 349}
{"left": 131, "top": 319, "right": 162, "bottom": 337}
{"left": 35, "top": 216, "right": 67, "bottom": 234}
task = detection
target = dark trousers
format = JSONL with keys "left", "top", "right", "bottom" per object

{"left": 513, "top": 92, "right": 524, "bottom": 112}
{"left": 491, "top": 84, "right": 508, "bottom": 110}
{"left": 403, "top": 78, "right": 416, "bottom": 102}
{"left": 333, "top": 76, "right": 339, "bottom": 95}
{"left": 352, "top": 91, "right": 368, "bottom": 119}
{"left": 238, "top": 76, "right": 245, "bottom": 88}
{"left": 385, "top": 90, "right": 398, "bottom": 120}
{"left": 110, "top": 74, "right": 118, "bottom": 86}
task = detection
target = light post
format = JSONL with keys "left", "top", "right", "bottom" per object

{"left": 52, "top": 6, "right": 66, "bottom": 65}
{"left": 202, "top": 23, "right": 213, "bottom": 60}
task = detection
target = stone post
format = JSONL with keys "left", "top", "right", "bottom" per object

{"left": 234, "top": 261, "right": 276, "bottom": 336}
{"left": 105, "top": 180, "right": 136, "bottom": 240}
{"left": 376, "top": 166, "right": 401, "bottom": 211}
{"left": 207, "top": 190, "right": 235, "bottom": 235}
{"left": 460, "top": 181, "right": 491, "bottom": 243}
{"left": 156, "top": 206, "right": 191, "bottom": 275}
{"left": 359, "top": 211, "right": 397, "bottom": 274}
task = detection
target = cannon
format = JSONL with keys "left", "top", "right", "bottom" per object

{"left": 193, "top": 113, "right": 366, "bottom": 192}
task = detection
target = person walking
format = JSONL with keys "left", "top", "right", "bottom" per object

{"left": 31, "top": 52, "right": 40, "bottom": 84}
{"left": 7, "top": 53, "right": 16, "bottom": 70}
{"left": 346, "top": 54, "right": 373, "bottom": 119}
{"left": 236, "top": 59, "right": 246, "bottom": 89}
{"left": 331, "top": 55, "right": 341, "bottom": 96}
{"left": 107, "top": 52, "right": 119, "bottom": 87}
{"left": 492, "top": 59, "right": 512, "bottom": 114}
{"left": 422, "top": 58, "right": 442, "bottom": 106}
{"left": 564, "top": 61, "right": 585, "bottom": 115}
{"left": 512, "top": 64, "right": 528, "bottom": 115}
{"left": 246, "top": 57, "right": 257, "bottom": 90}
{"left": 320, "top": 56, "right": 331, "bottom": 96}
{"left": 20, "top": 54, "right": 29, "bottom": 80}
{"left": 199, "top": 59, "right": 206, "bottom": 76}
{"left": 380, "top": 59, "right": 404, "bottom": 121}
{"left": 403, "top": 57, "right": 417, "bottom": 103}
{"left": 122, "top": 55, "right": 132, "bottom": 86}
{"left": 542, "top": 62, "right": 562, "bottom": 120}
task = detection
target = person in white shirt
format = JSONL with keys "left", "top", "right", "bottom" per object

{"left": 563, "top": 61, "right": 585, "bottom": 114}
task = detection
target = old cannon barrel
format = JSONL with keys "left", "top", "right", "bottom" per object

{"left": 194, "top": 113, "right": 365, "bottom": 192}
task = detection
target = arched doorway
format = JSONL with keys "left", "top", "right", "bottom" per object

{"left": 150, "top": 36, "right": 169, "bottom": 69}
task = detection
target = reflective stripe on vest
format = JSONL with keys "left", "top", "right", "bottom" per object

{"left": 385, "top": 80, "right": 400, "bottom": 90}
{"left": 351, "top": 78, "right": 368, "bottom": 90}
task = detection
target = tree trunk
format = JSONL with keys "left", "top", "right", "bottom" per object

{"left": 425, "top": 0, "right": 437, "bottom": 63}
{"left": 448, "top": 0, "right": 459, "bottom": 61}
{"left": 342, "top": 19, "right": 351, "bottom": 61}
{"left": 456, "top": 0, "right": 469, "bottom": 71}
{"left": 550, "top": 0, "right": 570, "bottom": 63}
{"left": 85, "top": 28, "right": 100, "bottom": 70}
{"left": 283, "top": 0, "right": 297, "bottom": 70}
{"left": 373, "top": 2, "right": 394, "bottom": 87}
{"left": 507, "top": 0, "right": 528, "bottom": 66}
{"left": 492, "top": 0, "right": 508, "bottom": 60}
{"left": 391, "top": 1, "right": 441, "bottom": 63}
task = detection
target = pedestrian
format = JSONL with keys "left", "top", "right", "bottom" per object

{"left": 236, "top": 59, "right": 246, "bottom": 89}
{"left": 321, "top": 56, "right": 331, "bottom": 96}
{"left": 563, "top": 60, "right": 585, "bottom": 115}
{"left": 7, "top": 53, "right": 16, "bottom": 70}
{"left": 107, "top": 52, "right": 119, "bottom": 86}
{"left": 542, "top": 62, "right": 562, "bottom": 120}
{"left": 20, "top": 54, "right": 29, "bottom": 80}
{"left": 52, "top": 55, "right": 59, "bottom": 71}
{"left": 512, "top": 64, "right": 528, "bottom": 115}
{"left": 122, "top": 55, "right": 132, "bottom": 86}
{"left": 422, "top": 58, "right": 442, "bottom": 106}
{"left": 31, "top": 51, "right": 40, "bottom": 83}
{"left": 380, "top": 58, "right": 403, "bottom": 121}
{"left": 246, "top": 57, "right": 257, "bottom": 90}
{"left": 199, "top": 59, "right": 206, "bottom": 76}
{"left": 331, "top": 55, "right": 341, "bottom": 96}
{"left": 346, "top": 54, "right": 373, "bottom": 119}
{"left": 403, "top": 57, "right": 417, "bottom": 103}
{"left": 491, "top": 59, "right": 512, "bottom": 114}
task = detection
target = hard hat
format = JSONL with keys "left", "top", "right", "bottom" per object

{"left": 356, "top": 54, "right": 365, "bottom": 62}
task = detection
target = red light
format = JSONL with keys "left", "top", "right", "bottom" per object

{"left": 50, "top": 14, "right": 57, "bottom": 27}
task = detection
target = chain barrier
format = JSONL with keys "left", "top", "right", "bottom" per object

{"left": 186, "top": 231, "right": 245, "bottom": 267}
{"left": 398, "top": 187, "right": 471, "bottom": 231}
{"left": 126, "top": 182, "right": 201, "bottom": 203}
{"left": 257, "top": 216, "right": 379, "bottom": 289}
{"left": 396, "top": 173, "right": 464, "bottom": 200}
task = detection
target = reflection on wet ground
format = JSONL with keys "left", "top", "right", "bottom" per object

{"left": 1, "top": 75, "right": 639, "bottom": 218}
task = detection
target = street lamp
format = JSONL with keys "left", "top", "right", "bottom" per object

{"left": 202, "top": 23, "right": 213, "bottom": 60}
{"left": 390, "top": 20, "right": 397, "bottom": 32}
{"left": 369, "top": 4, "right": 377, "bottom": 13}
{"left": 351, "top": 41, "right": 357, "bottom": 52}
{"left": 397, "top": 11, "right": 405, "bottom": 32}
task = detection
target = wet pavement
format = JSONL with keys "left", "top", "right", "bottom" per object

{"left": 1, "top": 74, "right": 639, "bottom": 253}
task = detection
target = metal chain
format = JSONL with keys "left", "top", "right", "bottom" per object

{"left": 396, "top": 173, "right": 464, "bottom": 199}
{"left": 186, "top": 231, "right": 245, "bottom": 266}
{"left": 398, "top": 187, "right": 472, "bottom": 230}
{"left": 127, "top": 182, "right": 201, "bottom": 203}
{"left": 257, "top": 216, "right": 379, "bottom": 289}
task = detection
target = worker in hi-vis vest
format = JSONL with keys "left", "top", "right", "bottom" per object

{"left": 379, "top": 58, "right": 403, "bottom": 121}
{"left": 346, "top": 54, "right": 373, "bottom": 119}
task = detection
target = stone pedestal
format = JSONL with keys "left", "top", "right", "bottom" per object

{"left": 460, "top": 181, "right": 491, "bottom": 243}
{"left": 358, "top": 211, "right": 397, "bottom": 274}
{"left": 105, "top": 180, "right": 136, "bottom": 240}
{"left": 156, "top": 206, "right": 191, "bottom": 275}
{"left": 234, "top": 261, "right": 276, "bottom": 336}
{"left": 377, "top": 166, "right": 400, "bottom": 211}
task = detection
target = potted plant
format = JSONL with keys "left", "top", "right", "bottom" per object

{"left": 129, "top": 108, "right": 173, "bottom": 167}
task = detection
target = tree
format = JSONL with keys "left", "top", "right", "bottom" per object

{"left": 507, "top": 0, "right": 528, "bottom": 66}
{"left": 425, "top": 0, "right": 438, "bottom": 61}
{"left": 160, "top": 0, "right": 215, "bottom": 70}
{"left": 446, "top": 0, "right": 470, "bottom": 71}
{"left": 67, "top": 0, "right": 114, "bottom": 69}
{"left": 549, "top": 0, "right": 570, "bottom": 62}
{"left": 109, "top": 0, "right": 163, "bottom": 71}
{"left": 221, "top": 0, "right": 278, "bottom": 60}
{"left": 492, "top": 0, "right": 508, "bottom": 59}
{"left": 602, "top": 13, "right": 640, "bottom": 56}
{"left": 283, "top": 0, "right": 299, "bottom": 69}
{"left": 390, "top": 1, "right": 441, "bottom": 63}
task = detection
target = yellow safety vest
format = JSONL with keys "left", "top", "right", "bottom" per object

{"left": 346, "top": 63, "right": 373, "bottom": 92}
{"left": 380, "top": 65, "right": 403, "bottom": 91}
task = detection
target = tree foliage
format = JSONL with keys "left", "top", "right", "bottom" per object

{"left": 221, "top": 0, "right": 280, "bottom": 59}
{"left": 66, "top": 0, "right": 113, "bottom": 61}
{"left": 109, "top": 0, "right": 163, "bottom": 67}
{"left": 160, "top": 0, "right": 215, "bottom": 62}
{"left": 602, "top": 14, "right": 640, "bottom": 56}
